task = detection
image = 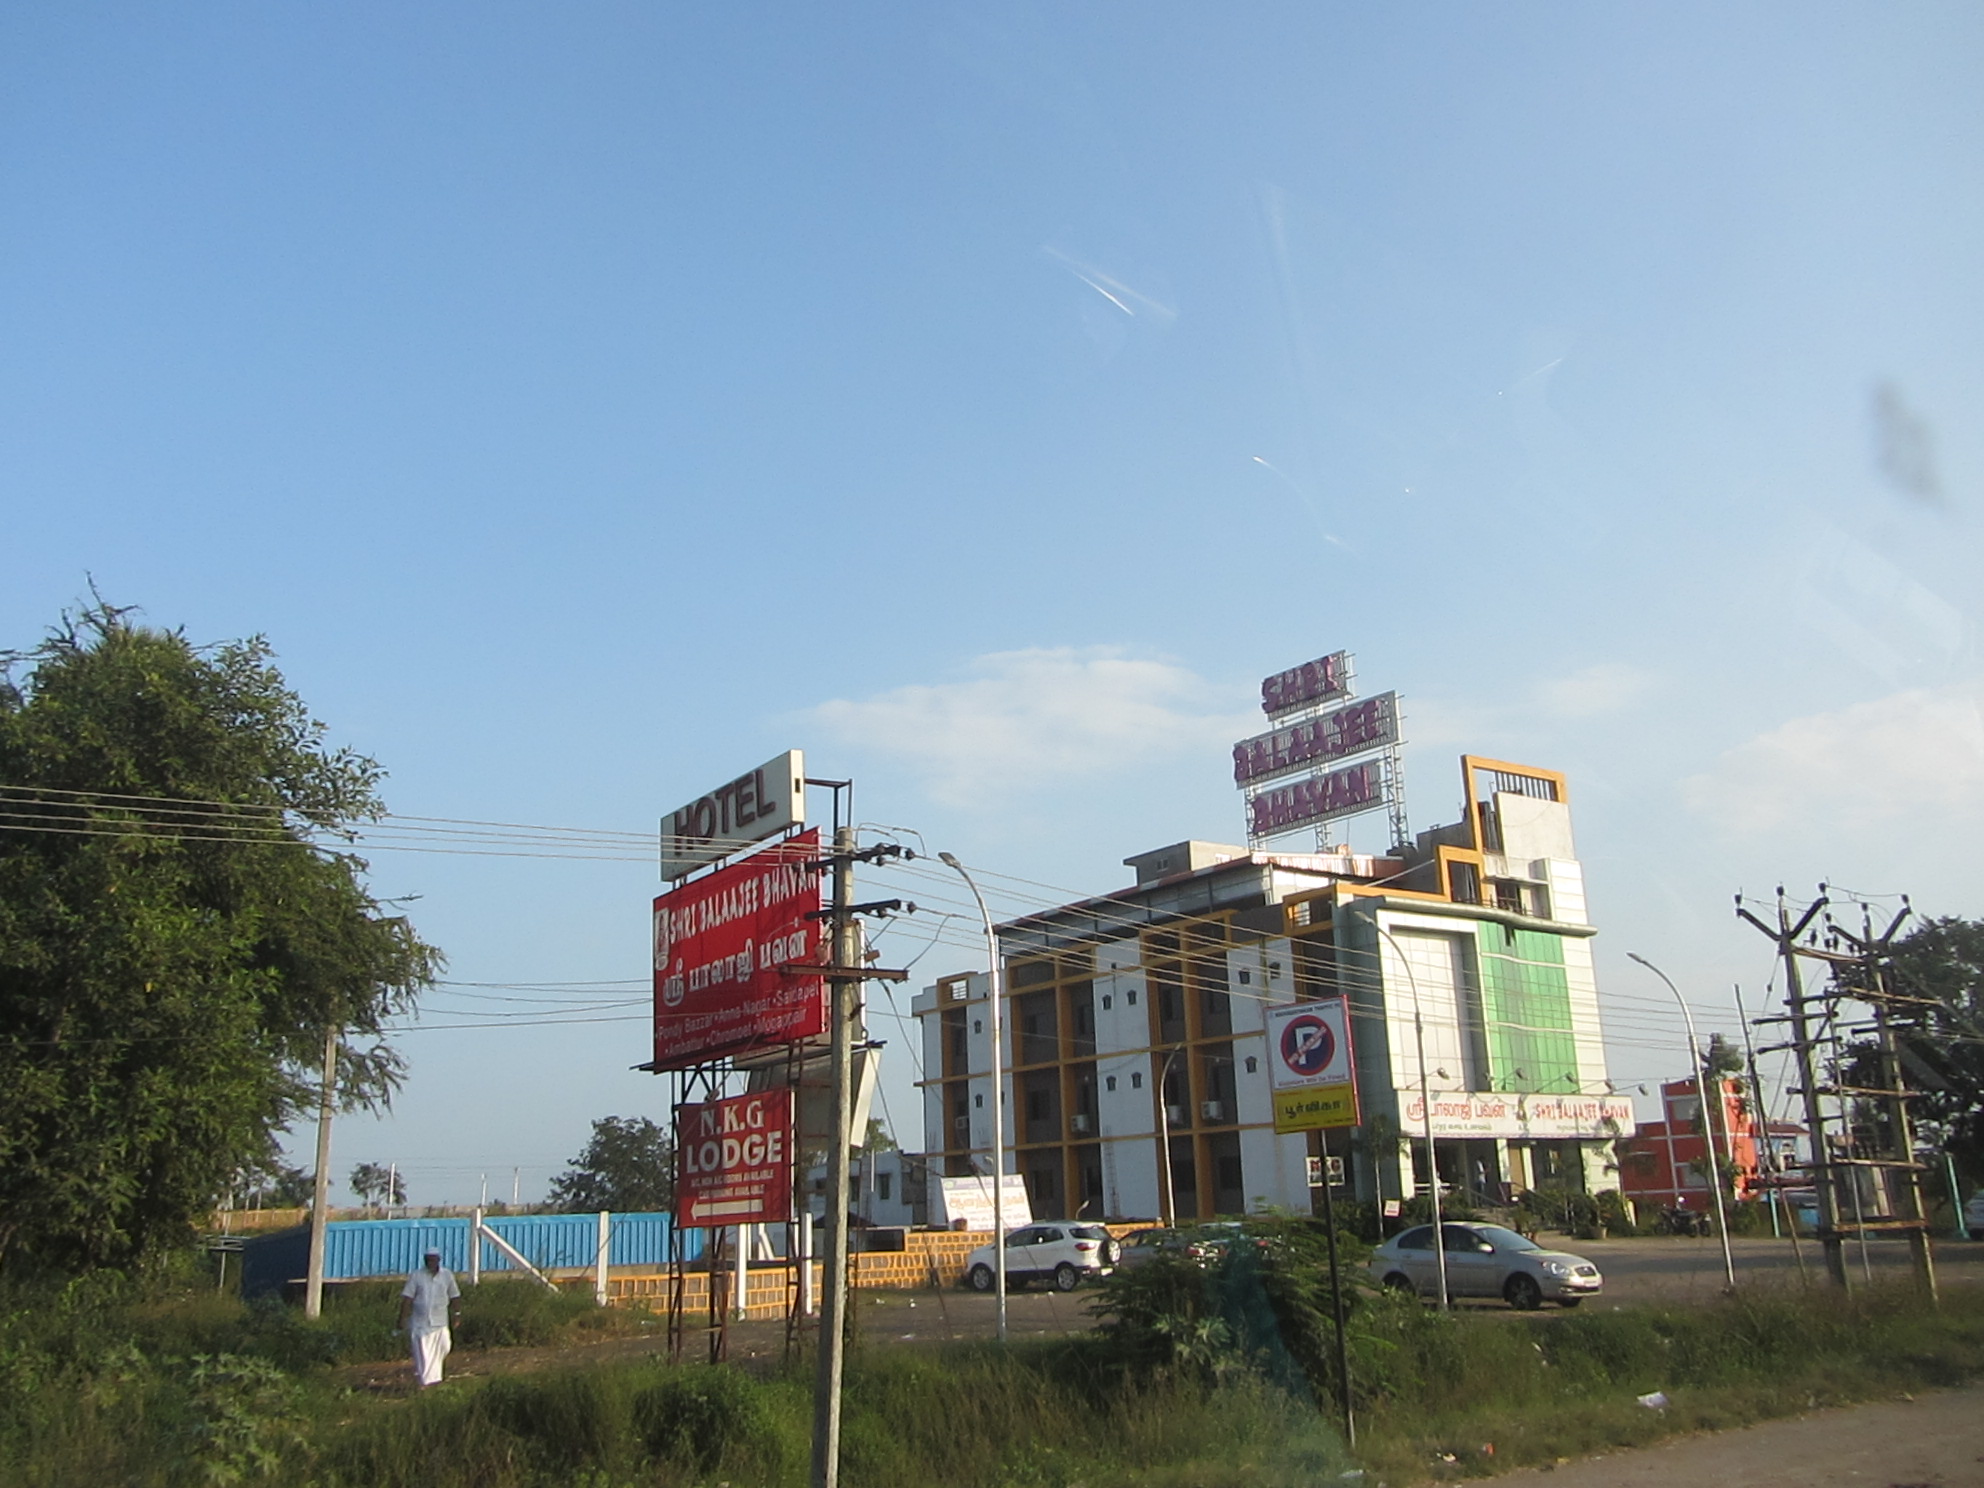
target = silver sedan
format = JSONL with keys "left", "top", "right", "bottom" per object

{"left": 1369, "top": 1222, "right": 1602, "bottom": 1309}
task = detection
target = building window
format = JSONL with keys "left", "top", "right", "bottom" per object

{"left": 1101, "top": 994, "right": 1113, "bottom": 1010}
{"left": 1244, "top": 1056, "right": 1258, "bottom": 1075}
{"left": 1126, "top": 989, "right": 1138, "bottom": 1005}
{"left": 877, "top": 1174, "right": 892, "bottom": 1201}
{"left": 974, "top": 1094, "right": 983, "bottom": 1109}
{"left": 1105, "top": 1075, "right": 1117, "bottom": 1092}
{"left": 1131, "top": 1072, "right": 1143, "bottom": 1089}
{"left": 1237, "top": 968, "right": 1251, "bottom": 985}
{"left": 973, "top": 1019, "right": 982, "bottom": 1034}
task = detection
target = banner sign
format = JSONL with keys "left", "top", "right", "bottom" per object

{"left": 1261, "top": 652, "right": 1351, "bottom": 716}
{"left": 1233, "top": 693, "right": 1399, "bottom": 786}
{"left": 932, "top": 1174, "right": 1033, "bottom": 1233}
{"left": 660, "top": 750, "right": 806, "bottom": 881}
{"left": 1247, "top": 760, "right": 1385, "bottom": 837}
{"left": 652, "top": 830, "right": 825, "bottom": 1070}
{"left": 1399, "top": 1091, "right": 1637, "bottom": 1140}
{"left": 1267, "top": 998, "right": 1360, "bottom": 1133}
{"left": 676, "top": 1089, "right": 794, "bottom": 1226}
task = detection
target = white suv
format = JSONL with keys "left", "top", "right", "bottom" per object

{"left": 964, "top": 1223, "right": 1118, "bottom": 1292}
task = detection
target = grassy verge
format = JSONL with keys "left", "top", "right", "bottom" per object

{"left": 1348, "top": 1281, "right": 1984, "bottom": 1482}
{"left": 1, "top": 1260, "right": 1980, "bottom": 1486}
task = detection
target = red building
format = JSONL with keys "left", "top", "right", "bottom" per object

{"left": 1617, "top": 1077, "right": 1776, "bottom": 1209}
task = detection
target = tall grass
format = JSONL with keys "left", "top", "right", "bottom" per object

{"left": 2, "top": 1260, "right": 1981, "bottom": 1487}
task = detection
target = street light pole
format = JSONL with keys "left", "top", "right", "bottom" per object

{"left": 939, "top": 852, "right": 1007, "bottom": 1343}
{"left": 1628, "top": 953, "right": 1737, "bottom": 1288}
{"left": 1371, "top": 924, "right": 1447, "bottom": 1309}
{"left": 1154, "top": 1046, "right": 1186, "bottom": 1227}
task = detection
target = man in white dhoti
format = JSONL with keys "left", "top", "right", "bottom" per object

{"left": 397, "top": 1247, "right": 462, "bottom": 1387}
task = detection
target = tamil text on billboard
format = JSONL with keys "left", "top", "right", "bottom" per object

{"left": 1266, "top": 998, "right": 1360, "bottom": 1133}
{"left": 1233, "top": 692, "right": 1399, "bottom": 786}
{"left": 652, "top": 829, "right": 824, "bottom": 1070}
{"left": 676, "top": 1088, "right": 794, "bottom": 1226}
{"left": 1399, "top": 1091, "right": 1636, "bottom": 1140}
{"left": 1247, "top": 759, "right": 1385, "bottom": 837}
{"left": 660, "top": 750, "right": 806, "bottom": 881}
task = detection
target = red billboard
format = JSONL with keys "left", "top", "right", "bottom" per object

{"left": 652, "top": 830, "right": 824, "bottom": 1071}
{"left": 676, "top": 1088, "right": 794, "bottom": 1226}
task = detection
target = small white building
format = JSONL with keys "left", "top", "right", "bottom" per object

{"left": 913, "top": 756, "right": 1632, "bottom": 1223}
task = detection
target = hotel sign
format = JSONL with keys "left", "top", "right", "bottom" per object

{"left": 676, "top": 1089, "right": 794, "bottom": 1226}
{"left": 660, "top": 750, "right": 806, "bottom": 881}
{"left": 1400, "top": 1091, "right": 1637, "bottom": 1140}
{"left": 651, "top": 830, "right": 825, "bottom": 1070}
{"left": 1233, "top": 693, "right": 1399, "bottom": 787}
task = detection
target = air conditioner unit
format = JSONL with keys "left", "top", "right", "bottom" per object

{"left": 952, "top": 1116, "right": 971, "bottom": 1135}
{"left": 1201, "top": 1100, "right": 1226, "bottom": 1123}
{"left": 1165, "top": 1104, "right": 1188, "bottom": 1127}
{"left": 1070, "top": 1114, "right": 1093, "bottom": 1135}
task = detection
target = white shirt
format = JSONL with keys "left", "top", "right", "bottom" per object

{"left": 401, "top": 1266, "right": 461, "bottom": 1330}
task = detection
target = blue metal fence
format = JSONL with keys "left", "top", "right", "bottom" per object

{"left": 240, "top": 1212, "right": 706, "bottom": 1291}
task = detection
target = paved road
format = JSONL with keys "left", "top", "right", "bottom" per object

{"left": 1469, "top": 1381, "right": 1984, "bottom": 1487}
{"left": 1458, "top": 1232, "right": 1982, "bottom": 1310}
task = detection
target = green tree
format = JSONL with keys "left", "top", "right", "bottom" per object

{"left": 0, "top": 603, "right": 441, "bottom": 1272}
{"left": 548, "top": 1116, "right": 674, "bottom": 1213}
{"left": 350, "top": 1162, "right": 406, "bottom": 1210}
{"left": 1848, "top": 916, "right": 1984, "bottom": 1177}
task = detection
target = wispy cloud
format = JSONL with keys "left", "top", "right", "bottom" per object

{"left": 1681, "top": 680, "right": 1984, "bottom": 835}
{"left": 1534, "top": 663, "right": 1654, "bottom": 718}
{"left": 806, "top": 647, "right": 1250, "bottom": 806}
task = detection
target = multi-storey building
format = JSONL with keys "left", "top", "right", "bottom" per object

{"left": 913, "top": 756, "right": 1634, "bottom": 1222}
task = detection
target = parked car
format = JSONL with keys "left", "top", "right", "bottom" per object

{"left": 964, "top": 1223, "right": 1117, "bottom": 1292}
{"left": 1114, "top": 1226, "right": 1215, "bottom": 1270}
{"left": 1369, "top": 1222, "right": 1602, "bottom": 1309}
{"left": 1963, "top": 1191, "right": 1984, "bottom": 1236}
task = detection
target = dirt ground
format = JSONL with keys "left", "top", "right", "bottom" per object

{"left": 1468, "top": 1381, "right": 1984, "bottom": 1487}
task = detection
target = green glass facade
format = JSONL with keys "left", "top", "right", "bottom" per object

{"left": 1473, "top": 925, "right": 1578, "bottom": 1093}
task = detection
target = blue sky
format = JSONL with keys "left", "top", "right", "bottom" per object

{"left": 4, "top": 3, "right": 1981, "bottom": 1204}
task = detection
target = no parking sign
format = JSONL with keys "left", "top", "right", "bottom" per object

{"left": 1265, "top": 997, "right": 1359, "bottom": 1133}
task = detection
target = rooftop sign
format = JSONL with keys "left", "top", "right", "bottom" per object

{"left": 660, "top": 749, "right": 805, "bottom": 881}
{"left": 1247, "top": 759, "right": 1384, "bottom": 837}
{"left": 1233, "top": 693, "right": 1399, "bottom": 787}
{"left": 1261, "top": 652, "right": 1351, "bottom": 717}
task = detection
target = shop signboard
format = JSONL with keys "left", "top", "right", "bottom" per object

{"left": 931, "top": 1174, "right": 1033, "bottom": 1233}
{"left": 651, "top": 830, "right": 824, "bottom": 1070}
{"left": 675, "top": 1089, "right": 794, "bottom": 1226}
{"left": 1266, "top": 998, "right": 1360, "bottom": 1133}
{"left": 1399, "top": 1091, "right": 1637, "bottom": 1140}
{"left": 660, "top": 750, "right": 806, "bottom": 881}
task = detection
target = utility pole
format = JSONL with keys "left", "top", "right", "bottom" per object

{"left": 810, "top": 819, "right": 857, "bottom": 1488}
{"left": 804, "top": 805, "right": 908, "bottom": 1488}
{"left": 304, "top": 1027, "right": 337, "bottom": 1320}
{"left": 1833, "top": 901, "right": 1937, "bottom": 1301}
{"left": 1740, "top": 890, "right": 1848, "bottom": 1288}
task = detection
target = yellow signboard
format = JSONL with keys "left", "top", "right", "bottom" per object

{"left": 1272, "top": 1082, "right": 1359, "bottom": 1133}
